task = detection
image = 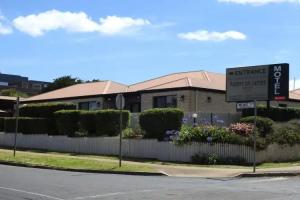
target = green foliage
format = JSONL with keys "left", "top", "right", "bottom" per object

{"left": 42, "top": 75, "right": 83, "bottom": 93}
{"left": 95, "top": 110, "right": 130, "bottom": 136}
{"left": 0, "top": 89, "right": 28, "bottom": 98}
{"left": 54, "top": 110, "right": 81, "bottom": 136}
{"left": 243, "top": 106, "right": 300, "bottom": 122}
{"left": 191, "top": 153, "right": 248, "bottom": 165}
{"left": 123, "top": 128, "right": 144, "bottom": 139}
{"left": 0, "top": 117, "right": 4, "bottom": 131}
{"left": 78, "top": 111, "right": 97, "bottom": 136}
{"left": 20, "top": 102, "right": 76, "bottom": 118}
{"left": 4, "top": 117, "right": 48, "bottom": 134}
{"left": 19, "top": 102, "right": 76, "bottom": 134}
{"left": 240, "top": 116, "right": 274, "bottom": 137}
{"left": 139, "top": 108, "right": 184, "bottom": 140}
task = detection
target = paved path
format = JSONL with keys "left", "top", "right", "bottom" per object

{"left": 1, "top": 165, "right": 300, "bottom": 200}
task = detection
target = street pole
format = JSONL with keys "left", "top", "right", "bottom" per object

{"left": 253, "top": 100, "right": 257, "bottom": 173}
{"left": 119, "top": 97, "right": 123, "bottom": 168}
{"left": 13, "top": 96, "right": 20, "bottom": 157}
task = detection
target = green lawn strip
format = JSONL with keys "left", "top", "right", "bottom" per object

{"left": 257, "top": 161, "right": 300, "bottom": 169}
{"left": 0, "top": 149, "right": 155, "bottom": 173}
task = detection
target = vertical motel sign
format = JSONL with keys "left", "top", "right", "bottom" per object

{"left": 226, "top": 63, "right": 289, "bottom": 102}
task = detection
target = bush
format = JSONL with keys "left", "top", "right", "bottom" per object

{"left": 191, "top": 153, "right": 248, "bottom": 165}
{"left": 95, "top": 110, "right": 130, "bottom": 136}
{"left": 177, "top": 125, "right": 245, "bottom": 145}
{"left": 3, "top": 117, "right": 48, "bottom": 134}
{"left": 19, "top": 102, "right": 76, "bottom": 134}
{"left": 0, "top": 117, "right": 4, "bottom": 131}
{"left": 54, "top": 110, "right": 81, "bottom": 136}
{"left": 267, "top": 126, "right": 300, "bottom": 146}
{"left": 123, "top": 128, "right": 144, "bottom": 139}
{"left": 229, "top": 123, "right": 254, "bottom": 137}
{"left": 139, "top": 108, "right": 184, "bottom": 140}
{"left": 79, "top": 111, "right": 97, "bottom": 136}
{"left": 20, "top": 102, "right": 76, "bottom": 118}
{"left": 243, "top": 106, "right": 300, "bottom": 122}
{"left": 240, "top": 116, "right": 274, "bottom": 137}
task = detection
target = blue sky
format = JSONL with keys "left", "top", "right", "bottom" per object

{"left": 0, "top": 0, "right": 300, "bottom": 86}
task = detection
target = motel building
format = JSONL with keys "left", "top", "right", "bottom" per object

{"left": 21, "top": 70, "right": 300, "bottom": 113}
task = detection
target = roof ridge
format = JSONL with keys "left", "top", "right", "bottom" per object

{"left": 141, "top": 77, "right": 191, "bottom": 90}
{"left": 129, "top": 70, "right": 206, "bottom": 87}
{"left": 103, "top": 81, "right": 111, "bottom": 94}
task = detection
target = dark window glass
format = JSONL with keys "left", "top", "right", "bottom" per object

{"left": 78, "top": 102, "right": 89, "bottom": 110}
{"left": 153, "top": 95, "right": 177, "bottom": 108}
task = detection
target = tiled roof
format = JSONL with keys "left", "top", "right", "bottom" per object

{"left": 289, "top": 89, "right": 300, "bottom": 101}
{"left": 23, "top": 81, "right": 128, "bottom": 102}
{"left": 128, "top": 71, "right": 225, "bottom": 92}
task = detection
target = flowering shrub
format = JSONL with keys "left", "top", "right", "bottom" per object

{"left": 229, "top": 123, "right": 254, "bottom": 137}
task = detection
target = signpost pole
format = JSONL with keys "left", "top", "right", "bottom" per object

{"left": 253, "top": 100, "right": 257, "bottom": 173}
{"left": 13, "top": 96, "right": 20, "bottom": 157}
{"left": 119, "top": 96, "right": 123, "bottom": 168}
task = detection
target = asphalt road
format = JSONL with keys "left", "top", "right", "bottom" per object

{"left": 0, "top": 165, "right": 300, "bottom": 200}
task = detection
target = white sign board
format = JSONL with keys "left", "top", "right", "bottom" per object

{"left": 115, "top": 94, "right": 125, "bottom": 110}
{"left": 236, "top": 102, "right": 255, "bottom": 110}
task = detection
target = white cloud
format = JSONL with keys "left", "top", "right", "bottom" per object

{"left": 13, "top": 10, "right": 150, "bottom": 37}
{"left": 0, "top": 15, "right": 13, "bottom": 35}
{"left": 218, "top": 0, "right": 300, "bottom": 5}
{"left": 178, "top": 30, "right": 247, "bottom": 41}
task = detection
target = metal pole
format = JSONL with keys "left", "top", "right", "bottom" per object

{"left": 253, "top": 100, "right": 257, "bottom": 173}
{"left": 119, "top": 97, "right": 123, "bottom": 167}
{"left": 13, "top": 96, "right": 20, "bottom": 157}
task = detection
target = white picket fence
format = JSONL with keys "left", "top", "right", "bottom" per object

{"left": 0, "top": 133, "right": 254, "bottom": 163}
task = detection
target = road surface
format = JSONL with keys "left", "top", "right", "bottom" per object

{"left": 0, "top": 165, "right": 300, "bottom": 200}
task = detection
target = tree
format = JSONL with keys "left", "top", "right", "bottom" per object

{"left": 0, "top": 89, "right": 28, "bottom": 98}
{"left": 42, "top": 76, "right": 83, "bottom": 93}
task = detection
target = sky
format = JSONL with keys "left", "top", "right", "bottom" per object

{"left": 0, "top": 0, "right": 300, "bottom": 87}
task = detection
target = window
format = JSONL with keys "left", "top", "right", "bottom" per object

{"left": 153, "top": 95, "right": 177, "bottom": 108}
{"left": 78, "top": 101, "right": 98, "bottom": 110}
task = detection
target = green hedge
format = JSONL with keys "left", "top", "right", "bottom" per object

{"left": 20, "top": 102, "right": 76, "bottom": 134}
{"left": 20, "top": 103, "right": 76, "bottom": 118}
{"left": 54, "top": 110, "right": 81, "bottom": 136}
{"left": 139, "top": 108, "right": 184, "bottom": 140}
{"left": 95, "top": 110, "right": 130, "bottom": 136}
{"left": 240, "top": 116, "right": 274, "bottom": 137}
{"left": 0, "top": 117, "right": 4, "bottom": 131}
{"left": 79, "top": 111, "right": 97, "bottom": 136}
{"left": 243, "top": 106, "right": 300, "bottom": 122}
{"left": 4, "top": 117, "right": 48, "bottom": 134}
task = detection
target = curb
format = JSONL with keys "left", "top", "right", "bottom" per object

{"left": 237, "top": 171, "right": 300, "bottom": 178}
{"left": 0, "top": 161, "right": 167, "bottom": 177}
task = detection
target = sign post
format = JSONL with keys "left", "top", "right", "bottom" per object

{"left": 116, "top": 94, "right": 125, "bottom": 167}
{"left": 13, "top": 96, "right": 20, "bottom": 157}
{"left": 226, "top": 63, "right": 289, "bottom": 173}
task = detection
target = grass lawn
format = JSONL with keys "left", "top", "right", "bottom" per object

{"left": 0, "top": 149, "right": 156, "bottom": 173}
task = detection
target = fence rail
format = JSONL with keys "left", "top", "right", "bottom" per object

{"left": 0, "top": 133, "right": 253, "bottom": 163}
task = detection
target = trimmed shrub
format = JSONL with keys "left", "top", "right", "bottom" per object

{"left": 79, "top": 111, "right": 97, "bottom": 136}
{"left": 95, "top": 110, "right": 130, "bottom": 136}
{"left": 240, "top": 116, "right": 274, "bottom": 137}
{"left": 19, "top": 102, "right": 76, "bottom": 135}
{"left": 243, "top": 106, "right": 300, "bottom": 122}
{"left": 20, "top": 102, "right": 76, "bottom": 118}
{"left": 139, "top": 108, "right": 184, "bottom": 140}
{"left": 54, "top": 110, "right": 81, "bottom": 136}
{"left": 0, "top": 117, "right": 4, "bottom": 131}
{"left": 3, "top": 117, "right": 48, "bottom": 134}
